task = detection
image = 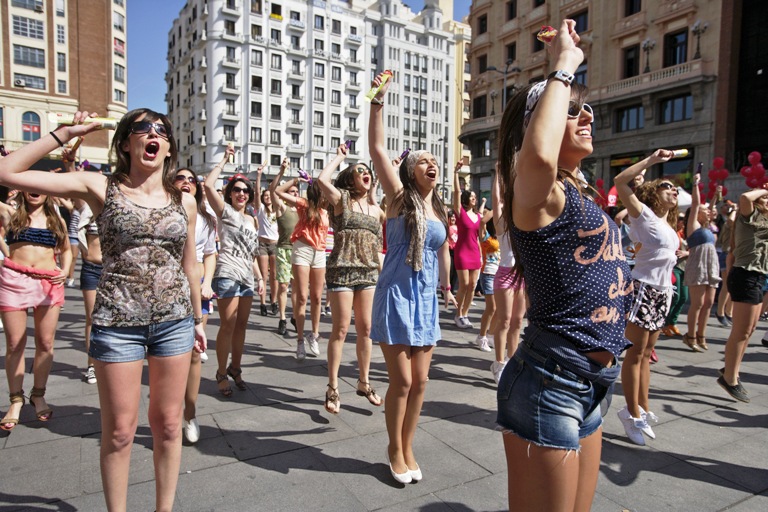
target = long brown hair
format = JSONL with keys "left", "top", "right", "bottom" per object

{"left": 397, "top": 152, "right": 449, "bottom": 241}
{"left": 635, "top": 179, "right": 678, "bottom": 229}
{"left": 334, "top": 163, "right": 370, "bottom": 201}
{"left": 8, "top": 193, "right": 67, "bottom": 250}
{"left": 304, "top": 180, "right": 327, "bottom": 227}
{"left": 109, "top": 108, "right": 181, "bottom": 204}
{"left": 176, "top": 168, "right": 215, "bottom": 230}
{"left": 497, "top": 82, "right": 589, "bottom": 279}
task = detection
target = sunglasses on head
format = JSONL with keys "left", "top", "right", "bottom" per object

{"left": 657, "top": 182, "right": 675, "bottom": 191}
{"left": 130, "top": 121, "right": 169, "bottom": 138}
{"left": 174, "top": 174, "right": 196, "bottom": 184}
{"left": 232, "top": 186, "right": 250, "bottom": 194}
{"left": 567, "top": 101, "right": 593, "bottom": 119}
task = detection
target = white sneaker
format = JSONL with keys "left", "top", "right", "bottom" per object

{"left": 308, "top": 333, "right": 320, "bottom": 357}
{"left": 84, "top": 365, "right": 97, "bottom": 385}
{"left": 454, "top": 316, "right": 465, "bottom": 328}
{"left": 617, "top": 406, "right": 647, "bottom": 446}
{"left": 199, "top": 351, "right": 209, "bottom": 363}
{"left": 490, "top": 360, "right": 506, "bottom": 384}
{"left": 639, "top": 407, "right": 658, "bottom": 439}
{"left": 475, "top": 335, "right": 492, "bottom": 352}
{"left": 462, "top": 317, "right": 474, "bottom": 329}
{"left": 296, "top": 340, "right": 306, "bottom": 361}
{"left": 183, "top": 417, "right": 200, "bottom": 444}
{"left": 66, "top": 278, "right": 75, "bottom": 288}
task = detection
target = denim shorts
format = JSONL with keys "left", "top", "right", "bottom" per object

{"left": 327, "top": 283, "right": 376, "bottom": 293}
{"left": 90, "top": 316, "right": 194, "bottom": 362}
{"left": 480, "top": 273, "right": 495, "bottom": 295}
{"left": 497, "top": 343, "right": 609, "bottom": 450}
{"left": 79, "top": 261, "right": 103, "bottom": 291}
{"left": 212, "top": 277, "right": 254, "bottom": 298}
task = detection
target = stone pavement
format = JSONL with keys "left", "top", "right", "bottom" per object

{"left": 1, "top": 284, "right": 767, "bottom": 511}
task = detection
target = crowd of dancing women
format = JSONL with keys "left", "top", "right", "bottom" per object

{"left": 1, "top": 20, "right": 766, "bottom": 512}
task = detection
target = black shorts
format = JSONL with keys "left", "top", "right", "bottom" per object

{"left": 727, "top": 267, "right": 766, "bottom": 305}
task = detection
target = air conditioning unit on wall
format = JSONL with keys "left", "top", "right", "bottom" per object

{"left": 14, "top": 79, "right": 26, "bottom": 87}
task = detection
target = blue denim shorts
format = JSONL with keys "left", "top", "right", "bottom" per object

{"left": 79, "top": 261, "right": 103, "bottom": 291}
{"left": 497, "top": 343, "right": 609, "bottom": 450}
{"left": 327, "top": 283, "right": 376, "bottom": 293}
{"left": 212, "top": 277, "right": 254, "bottom": 298}
{"left": 89, "top": 316, "right": 194, "bottom": 362}
{"left": 480, "top": 272, "right": 494, "bottom": 295}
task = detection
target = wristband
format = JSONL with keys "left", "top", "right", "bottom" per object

{"left": 371, "top": 97, "right": 385, "bottom": 106}
{"left": 50, "top": 131, "right": 65, "bottom": 147}
{"left": 440, "top": 285, "right": 452, "bottom": 292}
{"left": 194, "top": 316, "right": 204, "bottom": 325}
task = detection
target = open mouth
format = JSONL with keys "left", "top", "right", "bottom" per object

{"left": 576, "top": 129, "right": 591, "bottom": 137}
{"left": 181, "top": 185, "right": 192, "bottom": 193}
{"left": 145, "top": 141, "right": 160, "bottom": 158}
{"left": 426, "top": 170, "right": 437, "bottom": 180}
{"left": 362, "top": 176, "right": 370, "bottom": 185}
{"left": 28, "top": 193, "right": 40, "bottom": 199}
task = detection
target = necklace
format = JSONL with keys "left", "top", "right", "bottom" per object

{"left": 354, "top": 198, "right": 370, "bottom": 216}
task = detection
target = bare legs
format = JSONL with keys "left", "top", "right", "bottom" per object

{"left": 292, "top": 264, "right": 326, "bottom": 341}
{"left": 456, "top": 268, "right": 480, "bottom": 319}
{"left": 95, "top": 352, "right": 190, "bottom": 512}
{"left": 686, "top": 284, "right": 716, "bottom": 339}
{"left": 184, "top": 315, "right": 207, "bottom": 422}
{"left": 380, "top": 344, "right": 433, "bottom": 474}
{"left": 723, "top": 301, "right": 761, "bottom": 386}
{"left": 716, "top": 268, "right": 733, "bottom": 319}
{"left": 257, "top": 253, "right": 277, "bottom": 308}
{"left": 491, "top": 286, "right": 526, "bottom": 364}
{"left": 215, "top": 295, "right": 253, "bottom": 392}
{"left": 478, "top": 292, "right": 496, "bottom": 337}
{"left": 82, "top": 289, "right": 97, "bottom": 369}
{"left": 503, "top": 428, "right": 602, "bottom": 512}
{"left": 620, "top": 322, "right": 660, "bottom": 418}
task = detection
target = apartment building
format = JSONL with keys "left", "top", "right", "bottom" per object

{"left": 0, "top": 0, "right": 128, "bottom": 167}
{"left": 167, "top": 0, "right": 462, "bottom": 194}
{"left": 460, "top": 0, "right": 724, "bottom": 191}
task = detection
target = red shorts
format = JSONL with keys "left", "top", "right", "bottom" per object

{"left": 0, "top": 259, "right": 65, "bottom": 311}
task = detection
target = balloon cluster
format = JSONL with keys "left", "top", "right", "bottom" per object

{"left": 594, "top": 178, "right": 608, "bottom": 208}
{"left": 740, "top": 151, "right": 766, "bottom": 189}
{"left": 706, "top": 156, "right": 729, "bottom": 200}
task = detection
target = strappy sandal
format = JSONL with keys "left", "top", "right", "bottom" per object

{"left": 696, "top": 334, "right": 709, "bottom": 351}
{"left": 0, "top": 391, "right": 25, "bottom": 431}
{"left": 683, "top": 333, "right": 702, "bottom": 352}
{"left": 29, "top": 387, "right": 53, "bottom": 422}
{"left": 356, "top": 379, "right": 382, "bottom": 407}
{"left": 227, "top": 365, "right": 247, "bottom": 390}
{"left": 215, "top": 371, "right": 233, "bottom": 397}
{"left": 325, "top": 385, "right": 340, "bottom": 415}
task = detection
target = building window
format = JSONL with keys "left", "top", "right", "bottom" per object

{"left": 616, "top": 105, "right": 644, "bottom": 132}
{"left": 623, "top": 44, "right": 640, "bottom": 78}
{"left": 251, "top": 24, "right": 262, "bottom": 38}
{"left": 331, "top": 43, "right": 340, "bottom": 57}
{"left": 14, "top": 73, "right": 45, "bottom": 90}
{"left": 56, "top": 0, "right": 65, "bottom": 16}
{"left": 478, "top": 55, "right": 487, "bottom": 74}
{"left": 314, "top": 15, "right": 324, "bottom": 30}
{"left": 291, "top": 109, "right": 300, "bottom": 123}
{"left": 575, "top": 61, "right": 587, "bottom": 85}
{"left": 225, "top": 20, "right": 236, "bottom": 35}
{"left": 331, "top": 113, "right": 340, "bottom": 128}
{"left": 114, "top": 37, "right": 125, "bottom": 57}
{"left": 625, "top": 0, "right": 641, "bottom": 16}
{"left": 331, "top": 90, "right": 341, "bottom": 105}
{"left": 291, "top": 84, "right": 301, "bottom": 98}
{"left": 224, "top": 125, "right": 235, "bottom": 141}
{"left": 270, "top": 130, "right": 281, "bottom": 145}
{"left": 271, "top": 54, "right": 282, "bottom": 69}
{"left": 251, "top": 49, "right": 263, "bottom": 66}
{"left": 13, "top": 45, "right": 45, "bottom": 68}
{"left": 506, "top": 1, "right": 517, "bottom": 20}
{"left": 21, "top": 111, "right": 41, "bottom": 142}
{"left": 314, "top": 63, "right": 325, "bottom": 78}
{"left": 270, "top": 105, "right": 281, "bottom": 120}
{"left": 58, "top": 52, "right": 67, "bottom": 72}
{"left": 12, "top": 16, "right": 44, "bottom": 39}
{"left": 314, "top": 39, "right": 324, "bottom": 51}
{"left": 55, "top": 80, "right": 65, "bottom": 93}
{"left": 114, "top": 88, "right": 125, "bottom": 102}
{"left": 572, "top": 11, "right": 588, "bottom": 33}
{"left": 251, "top": 0, "right": 262, "bottom": 14}
{"left": 225, "top": 99, "right": 236, "bottom": 115}
{"left": 506, "top": 43, "right": 516, "bottom": 63}
{"left": 664, "top": 30, "right": 688, "bottom": 67}
{"left": 314, "top": 87, "right": 325, "bottom": 101}
{"left": 270, "top": 79, "right": 282, "bottom": 95}
{"left": 473, "top": 95, "right": 487, "bottom": 118}
{"left": 57, "top": 24, "right": 66, "bottom": 44}
{"left": 477, "top": 15, "right": 488, "bottom": 35}
{"left": 313, "top": 111, "right": 324, "bottom": 126}
{"left": 313, "top": 135, "right": 324, "bottom": 148}
{"left": 251, "top": 75, "right": 262, "bottom": 92}
{"left": 532, "top": 31, "right": 545, "bottom": 52}
{"left": 270, "top": 29, "right": 281, "bottom": 43}
{"left": 12, "top": 0, "right": 43, "bottom": 10}
{"left": 331, "top": 66, "right": 341, "bottom": 81}
{"left": 660, "top": 95, "right": 693, "bottom": 124}
{"left": 114, "top": 63, "right": 125, "bottom": 83}
{"left": 114, "top": 11, "right": 125, "bottom": 32}
{"left": 533, "top": 0, "right": 545, "bottom": 6}
{"left": 225, "top": 73, "right": 236, "bottom": 88}
{"left": 251, "top": 101, "right": 262, "bottom": 117}
{"left": 290, "top": 35, "right": 300, "bottom": 49}
{"left": 332, "top": 19, "right": 341, "bottom": 34}
{"left": 114, "top": 0, "right": 124, "bottom": 5}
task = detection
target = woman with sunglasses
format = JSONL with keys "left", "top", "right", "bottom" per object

{"left": 682, "top": 174, "right": 721, "bottom": 352}
{"left": 204, "top": 151, "right": 264, "bottom": 397}
{"left": 495, "top": 21, "right": 631, "bottom": 510}
{"left": 274, "top": 172, "right": 329, "bottom": 360}
{"left": 368, "top": 72, "right": 456, "bottom": 484}
{"left": 0, "top": 110, "right": 206, "bottom": 511}
{"left": 317, "top": 144, "right": 385, "bottom": 414}
{"left": 613, "top": 152, "right": 679, "bottom": 446}
{"left": 173, "top": 167, "right": 216, "bottom": 443}
{"left": 0, "top": 190, "right": 70, "bottom": 431}
{"left": 269, "top": 158, "right": 299, "bottom": 335}
{"left": 253, "top": 164, "right": 279, "bottom": 317}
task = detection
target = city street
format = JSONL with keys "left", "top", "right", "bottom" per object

{"left": 1, "top": 282, "right": 767, "bottom": 511}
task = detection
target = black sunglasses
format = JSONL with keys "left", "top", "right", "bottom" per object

{"left": 567, "top": 101, "right": 593, "bottom": 119}
{"left": 657, "top": 182, "right": 675, "bottom": 191}
{"left": 232, "top": 186, "right": 250, "bottom": 194}
{"left": 174, "top": 175, "right": 196, "bottom": 184}
{"left": 130, "top": 121, "right": 169, "bottom": 138}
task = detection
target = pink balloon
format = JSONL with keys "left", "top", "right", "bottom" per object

{"left": 706, "top": 190, "right": 715, "bottom": 200}
{"left": 747, "top": 177, "right": 760, "bottom": 188}
{"left": 721, "top": 186, "right": 728, "bottom": 196}
{"left": 595, "top": 178, "right": 604, "bottom": 188}
{"left": 719, "top": 169, "right": 730, "bottom": 181}
{"left": 753, "top": 164, "right": 766, "bottom": 179}
{"left": 707, "top": 170, "right": 719, "bottom": 180}
{"left": 741, "top": 166, "right": 752, "bottom": 177}
{"left": 708, "top": 180, "right": 717, "bottom": 189}
{"left": 713, "top": 157, "right": 725, "bottom": 169}
{"left": 697, "top": 182, "right": 704, "bottom": 189}
{"left": 748, "top": 151, "right": 762, "bottom": 166}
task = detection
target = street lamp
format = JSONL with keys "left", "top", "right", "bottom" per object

{"left": 642, "top": 38, "right": 656, "bottom": 73}
{"left": 692, "top": 20, "right": 708, "bottom": 60}
{"left": 438, "top": 135, "right": 449, "bottom": 204}
{"left": 489, "top": 90, "right": 498, "bottom": 116}
{"left": 487, "top": 59, "right": 522, "bottom": 109}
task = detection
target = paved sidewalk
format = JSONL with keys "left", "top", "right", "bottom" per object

{"left": 1, "top": 285, "right": 767, "bottom": 511}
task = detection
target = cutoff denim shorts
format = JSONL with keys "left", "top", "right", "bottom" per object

{"left": 212, "top": 277, "right": 254, "bottom": 298}
{"left": 79, "top": 261, "right": 103, "bottom": 291}
{"left": 90, "top": 315, "right": 194, "bottom": 362}
{"left": 497, "top": 342, "right": 611, "bottom": 450}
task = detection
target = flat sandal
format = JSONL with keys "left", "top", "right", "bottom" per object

{"left": 356, "top": 379, "right": 382, "bottom": 406}
{"left": 325, "top": 385, "right": 340, "bottom": 415}
{"left": 215, "top": 371, "right": 233, "bottom": 397}
{"left": 696, "top": 334, "right": 709, "bottom": 351}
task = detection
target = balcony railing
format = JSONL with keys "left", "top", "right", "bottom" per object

{"left": 595, "top": 59, "right": 707, "bottom": 101}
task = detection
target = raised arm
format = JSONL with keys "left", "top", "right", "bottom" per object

{"left": 367, "top": 72, "right": 402, "bottom": 199}
{"left": 491, "top": 166, "right": 504, "bottom": 228}
{"left": 317, "top": 143, "right": 347, "bottom": 212}
{"left": 204, "top": 146, "right": 235, "bottom": 218}
{"left": 738, "top": 187, "right": 768, "bottom": 218}
{"left": 687, "top": 173, "right": 703, "bottom": 236}
{"left": 452, "top": 162, "right": 463, "bottom": 214}
{"left": 614, "top": 149, "right": 673, "bottom": 218}
{"left": 514, "top": 19, "right": 583, "bottom": 210}
{"left": 270, "top": 157, "right": 289, "bottom": 215}
{"left": 253, "top": 163, "right": 266, "bottom": 211}
{"left": 275, "top": 175, "right": 305, "bottom": 207}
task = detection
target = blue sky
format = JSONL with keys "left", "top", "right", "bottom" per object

{"left": 127, "top": 0, "right": 471, "bottom": 112}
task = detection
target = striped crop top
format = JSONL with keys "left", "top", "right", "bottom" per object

{"left": 6, "top": 227, "right": 58, "bottom": 248}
